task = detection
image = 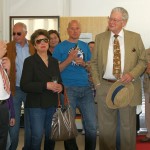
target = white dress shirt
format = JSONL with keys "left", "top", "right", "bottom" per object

{"left": 103, "top": 30, "right": 125, "bottom": 80}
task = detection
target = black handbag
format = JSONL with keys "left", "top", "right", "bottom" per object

{"left": 50, "top": 90, "right": 78, "bottom": 141}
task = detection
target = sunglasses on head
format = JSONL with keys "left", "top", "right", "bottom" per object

{"left": 35, "top": 38, "right": 49, "bottom": 44}
{"left": 13, "top": 32, "right": 22, "bottom": 36}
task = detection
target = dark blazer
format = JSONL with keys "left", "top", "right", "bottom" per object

{"left": 20, "top": 53, "right": 62, "bottom": 108}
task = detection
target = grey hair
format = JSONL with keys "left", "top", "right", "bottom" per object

{"left": 111, "top": 7, "right": 129, "bottom": 21}
{"left": 14, "top": 22, "right": 27, "bottom": 32}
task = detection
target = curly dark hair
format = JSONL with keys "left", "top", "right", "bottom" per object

{"left": 30, "top": 29, "right": 50, "bottom": 45}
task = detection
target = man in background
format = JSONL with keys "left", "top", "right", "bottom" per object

{"left": 88, "top": 41, "right": 95, "bottom": 53}
{"left": 6, "top": 22, "right": 35, "bottom": 150}
{"left": 53, "top": 20, "right": 97, "bottom": 150}
{"left": 141, "top": 49, "right": 150, "bottom": 142}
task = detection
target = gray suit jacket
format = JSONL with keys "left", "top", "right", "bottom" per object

{"left": 91, "top": 29, "right": 146, "bottom": 106}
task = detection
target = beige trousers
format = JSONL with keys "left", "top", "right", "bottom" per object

{"left": 96, "top": 81, "right": 136, "bottom": 150}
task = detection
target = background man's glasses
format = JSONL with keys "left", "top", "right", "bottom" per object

{"left": 35, "top": 38, "right": 49, "bottom": 44}
{"left": 13, "top": 32, "right": 22, "bottom": 36}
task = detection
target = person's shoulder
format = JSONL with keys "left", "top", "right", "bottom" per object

{"left": 95, "top": 31, "right": 110, "bottom": 38}
{"left": 49, "top": 55, "right": 60, "bottom": 65}
{"left": 58, "top": 40, "right": 67, "bottom": 45}
{"left": 54, "top": 40, "right": 66, "bottom": 49}
{"left": 50, "top": 56, "right": 59, "bottom": 63}
{"left": 124, "top": 29, "right": 141, "bottom": 37}
{"left": 7, "top": 40, "right": 15, "bottom": 47}
{"left": 145, "top": 48, "right": 150, "bottom": 52}
{"left": 78, "top": 40, "right": 88, "bottom": 45}
{"left": 25, "top": 55, "right": 33, "bottom": 61}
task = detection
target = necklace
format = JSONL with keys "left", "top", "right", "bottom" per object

{"left": 41, "top": 56, "right": 48, "bottom": 62}
{"left": 43, "top": 58, "right": 48, "bottom": 62}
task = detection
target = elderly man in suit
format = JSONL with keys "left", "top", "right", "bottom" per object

{"left": 90, "top": 7, "right": 146, "bottom": 150}
{"left": 141, "top": 49, "right": 150, "bottom": 142}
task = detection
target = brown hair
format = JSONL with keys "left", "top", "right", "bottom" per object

{"left": 48, "top": 30, "right": 61, "bottom": 43}
{"left": 30, "top": 29, "right": 50, "bottom": 45}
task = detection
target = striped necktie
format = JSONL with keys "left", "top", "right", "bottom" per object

{"left": 0, "top": 64, "right": 10, "bottom": 94}
{"left": 113, "top": 35, "right": 121, "bottom": 79}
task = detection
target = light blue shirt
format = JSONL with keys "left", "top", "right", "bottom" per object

{"left": 16, "top": 40, "right": 30, "bottom": 86}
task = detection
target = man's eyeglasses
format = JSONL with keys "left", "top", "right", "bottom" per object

{"left": 13, "top": 32, "right": 22, "bottom": 36}
{"left": 108, "top": 17, "right": 123, "bottom": 23}
{"left": 35, "top": 38, "right": 49, "bottom": 45}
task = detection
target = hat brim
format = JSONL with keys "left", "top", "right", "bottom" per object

{"left": 106, "top": 81, "right": 134, "bottom": 109}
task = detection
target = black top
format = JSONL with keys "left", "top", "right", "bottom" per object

{"left": 20, "top": 53, "right": 62, "bottom": 108}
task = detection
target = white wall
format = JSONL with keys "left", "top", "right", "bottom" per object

{"left": 70, "top": 0, "right": 150, "bottom": 48}
{"left": 1, "top": 0, "right": 150, "bottom": 48}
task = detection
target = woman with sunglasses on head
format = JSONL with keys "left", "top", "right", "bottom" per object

{"left": 20, "top": 29, "right": 63, "bottom": 150}
{"left": 48, "top": 30, "right": 61, "bottom": 55}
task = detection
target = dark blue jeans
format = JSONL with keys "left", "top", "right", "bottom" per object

{"left": 29, "top": 107, "right": 56, "bottom": 150}
{"left": 64, "top": 86, "right": 97, "bottom": 150}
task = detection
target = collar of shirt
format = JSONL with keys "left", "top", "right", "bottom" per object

{"left": 103, "top": 30, "right": 125, "bottom": 80}
{"left": 110, "top": 29, "right": 124, "bottom": 41}
{"left": 15, "top": 39, "right": 30, "bottom": 87}
{"left": 16, "top": 39, "right": 29, "bottom": 47}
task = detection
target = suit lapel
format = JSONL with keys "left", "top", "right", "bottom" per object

{"left": 124, "top": 30, "right": 133, "bottom": 72}
{"left": 103, "top": 32, "right": 111, "bottom": 71}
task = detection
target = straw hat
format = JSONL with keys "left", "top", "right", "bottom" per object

{"left": 106, "top": 81, "right": 134, "bottom": 109}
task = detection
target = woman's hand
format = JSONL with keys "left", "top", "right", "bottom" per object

{"left": 47, "top": 82, "right": 63, "bottom": 93}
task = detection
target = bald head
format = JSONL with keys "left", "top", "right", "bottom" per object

{"left": 67, "top": 20, "right": 81, "bottom": 42}
{"left": 13, "top": 22, "right": 27, "bottom": 46}
{"left": 67, "top": 20, "right": 81, "bottom": 29}
{"left": 13, "top": 22, "right": 27, "bottom": 32}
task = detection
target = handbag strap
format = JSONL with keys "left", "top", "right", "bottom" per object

{"left": 58, "top": 89, "right": 69, "bottom": 107}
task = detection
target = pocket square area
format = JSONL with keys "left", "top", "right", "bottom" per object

{"left": 132, "top": 48, "right": 136, "bottom": 52}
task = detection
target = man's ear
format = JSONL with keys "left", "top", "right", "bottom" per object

{"left": 122, "top": 20, "right": 127, "bottom": 28}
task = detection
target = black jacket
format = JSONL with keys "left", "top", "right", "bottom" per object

{"left": 20, "top": 53, "right": 62, "bottom": 108}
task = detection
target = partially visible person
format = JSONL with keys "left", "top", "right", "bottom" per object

{"left": 48, "top": 30, "right": 61, "bottom": 55}
{"left": 53, "top": 20, "right": 97, "bottom": 150}
{"left": 6, "top": 22, "right": 35, "bottom": 150}
{"left": 82, "top": 41, "right": 96, "bottom": 135}
{"left": 6, "top": 94, "right": 15, "bottom": 150}
{"left": 0, "top": 40, "right": 12, "bottom": 150}
{"left": 87, "top": 41, "right": 96, "bottom": 97}
{"left": 140, "top": 48, "right": 150, "bottom": 142}
{"left": 88, "top": 41, "right": 95, "bottom": 53}
{"left": 90, "top": 7, "right": 146, "bottom": 150}
{"left": 20, "top": 29, "right": 63, "bottom": 149}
